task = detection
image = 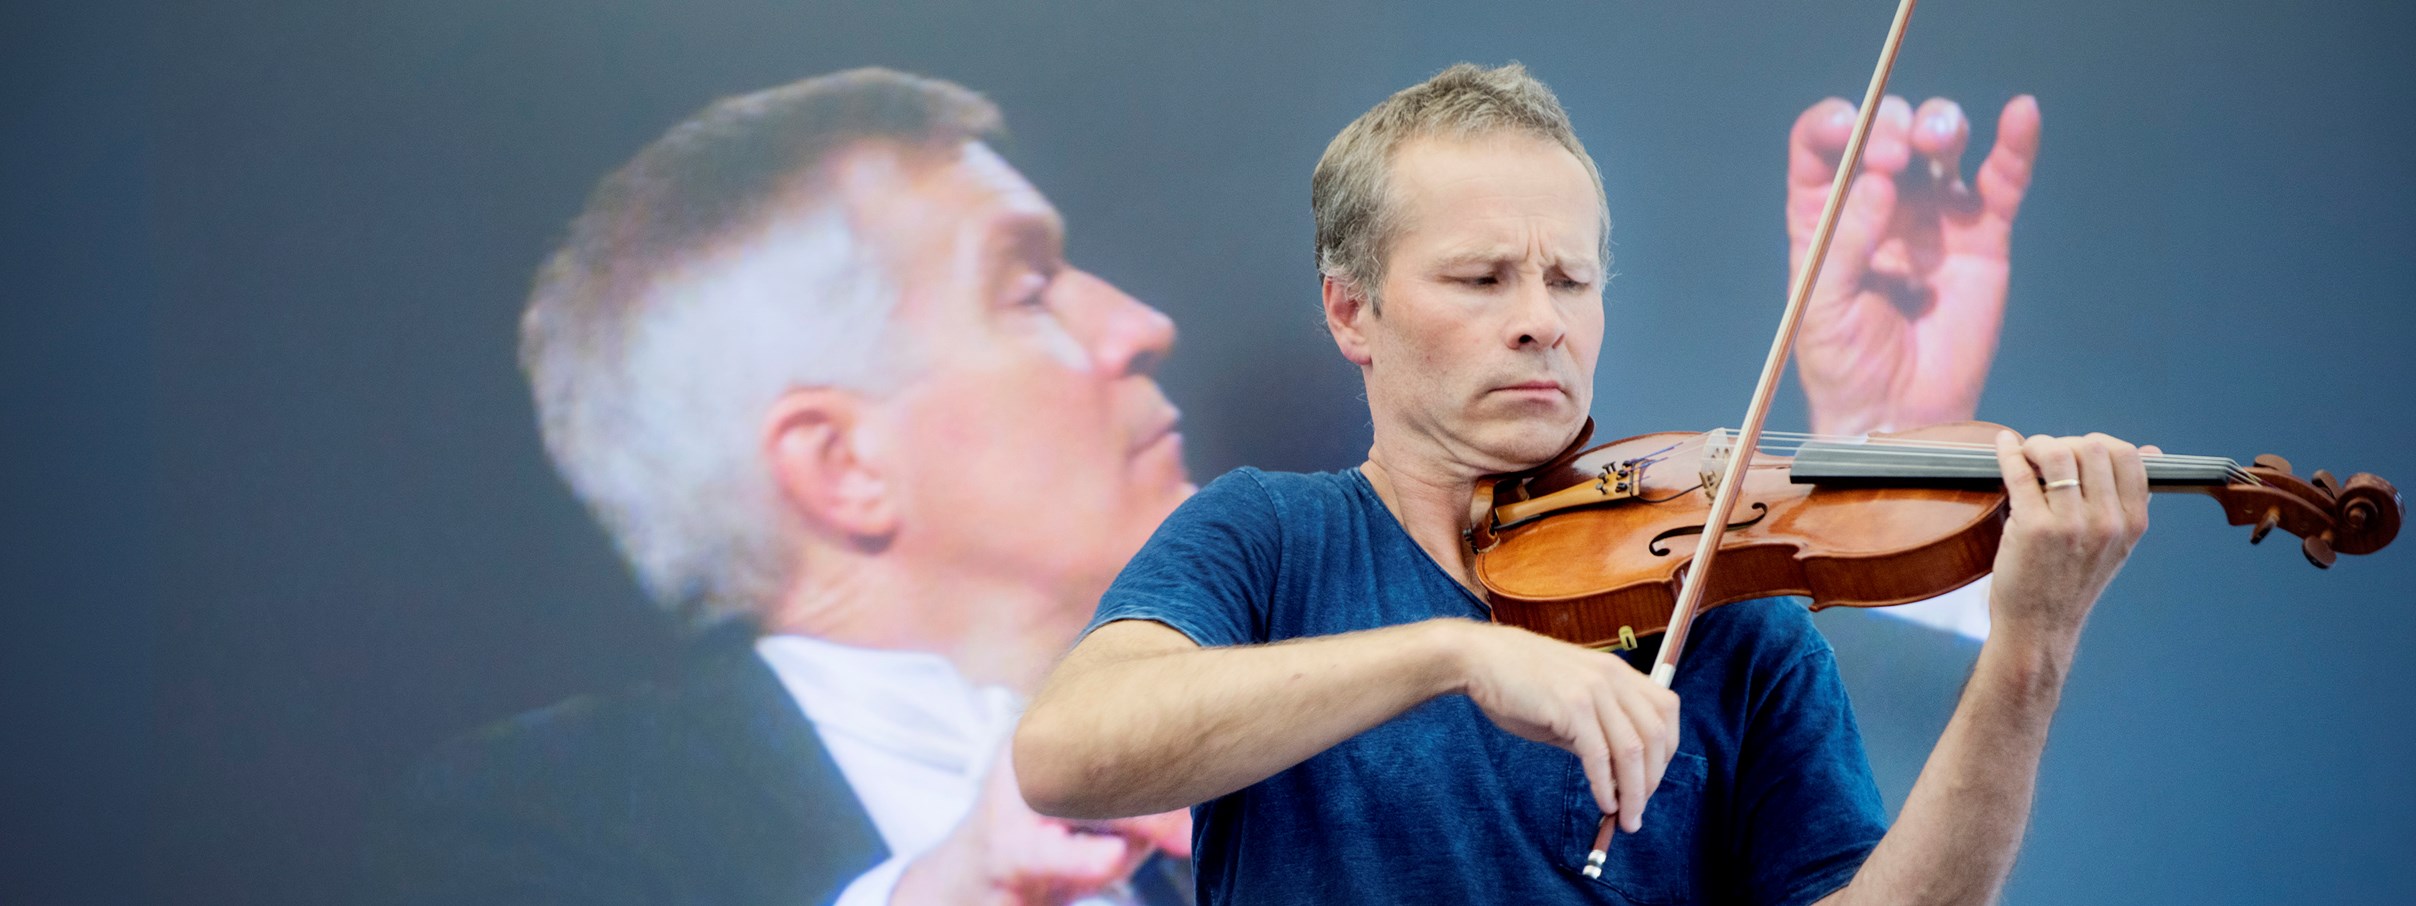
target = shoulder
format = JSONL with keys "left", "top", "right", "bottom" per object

{"left": 385, "top": 674, "right": 713, "bottom": 844}
{"left": 1097, "top": 468, "right": 1369, "bottom": 646}
{"left": 365, "top": 639, "right": 886, "bottom": 903}
{"left": 1194, "top": 466, "right": 1368, "bottom": 519}
{"left": 1194, "top": 466, "right": 1339, "bottom": 505}
{"left": 381, "top": 639, "right": 821, "bottom": 836}
{"left": 1148, "top": 467, "right": 1369, "bottom": 539}
{"left": 410, "top": 686, "right": 672, "bottom": 796}
{"left": 396, "top": 638, "right": 816, "bottom": 804}
{"left": 363, "top": 681, "right": 690, "bottom": 902}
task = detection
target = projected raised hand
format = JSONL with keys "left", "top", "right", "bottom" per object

{"left": 895, "top": 743, "right": 1189, "bottom": 905}
{"left": 1788, "top": 94, "right": 2041, "bottom": 437}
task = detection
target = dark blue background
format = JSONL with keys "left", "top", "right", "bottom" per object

{"left": 7, "top": 0, "right": 2412, "bottom": 902}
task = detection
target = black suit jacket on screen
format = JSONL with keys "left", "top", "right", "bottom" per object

{"left": 365, "top": 631, "right": 1193, "bottom": 905}
{"left": 365, "top": 631, "right": 891, "bottom": 905}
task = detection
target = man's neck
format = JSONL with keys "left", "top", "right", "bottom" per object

{"left": 1360, "top": 446, "right": 1489, "bottom": 593}
{"left": 1360, "top": 414, "right": 1593, "bottom": 593}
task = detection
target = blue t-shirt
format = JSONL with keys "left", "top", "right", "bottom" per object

{"left": 1088, "top": 468, "right": 1889, "bottom": 906}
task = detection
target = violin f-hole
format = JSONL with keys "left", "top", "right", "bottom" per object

{"left": 1648, "top": 502, "right": 1770, "bottom": 557}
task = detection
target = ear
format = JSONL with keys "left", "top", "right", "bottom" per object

{"left": 763, "top": 388, "right": 898, "bottom": 542}
{"left": 1321, "top": 275, "right": 1376, "bottom": 367}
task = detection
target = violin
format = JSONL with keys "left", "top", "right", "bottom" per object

{"left": 1467, "top": 419, "right": 2403, "bottom": 653}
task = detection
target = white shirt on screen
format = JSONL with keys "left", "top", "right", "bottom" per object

{"left": 756, "top": 634, "right": 1145, "bottom": 906}
{"left": 1875, "top": 574, "right": 1993, "bottom": 640}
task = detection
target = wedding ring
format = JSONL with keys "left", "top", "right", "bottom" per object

{"left": 2043, "top": 478, "right": 2082, "bottom": 491}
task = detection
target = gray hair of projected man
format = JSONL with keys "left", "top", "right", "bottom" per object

{"left": 520, "top": 68, "right": 1000, "bottom": 630}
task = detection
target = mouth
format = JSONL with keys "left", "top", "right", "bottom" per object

{"left": 1492, "top": 380, "right": 1566, "bottom": 396}
{"left": 1131, "top": 409, "right": 1184, "bottom": 457}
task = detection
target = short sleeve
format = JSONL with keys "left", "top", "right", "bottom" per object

{"left": 1738, "top": 644, "right": 1891, "bottom": 906}
{"left": 1086, "top": 469, "right": 1283, "bottom": 649}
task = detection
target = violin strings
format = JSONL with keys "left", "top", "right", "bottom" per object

{"left": 1762, "top": 444, "right": 2260, "bottom": 485}
{"left": 1619, "top": 430, "right": 2263, "bottom": 486}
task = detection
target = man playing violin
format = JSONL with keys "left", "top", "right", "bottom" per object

{"left": 1017, "top": 63, "right": 2153, "bottom": 905}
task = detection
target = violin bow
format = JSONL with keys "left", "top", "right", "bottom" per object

{"left": 1584, "top": 0, "right": 1922, "bottom": 877}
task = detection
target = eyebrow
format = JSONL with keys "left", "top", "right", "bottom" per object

{"left": 1431, "top": 249, "right": 1512, "bottom": 269}
{"left": 989, "top": 208, "right": 1066, "bottom": 267}
{"left": 1431, "top": 248, "right": 1599, "bottom": 273}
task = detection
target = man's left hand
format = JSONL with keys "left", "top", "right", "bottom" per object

{"left": 1789, "top": 95, "right": 2042, "bottom": 437}
{"left": 1987, "top": 432, "right": 2154, "bottom": 651}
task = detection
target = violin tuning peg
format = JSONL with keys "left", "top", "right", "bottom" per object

{"left": 2252, "top": 454, "right": 2293, "bottom": 474}
{"left": 2250, "top": 507, "right": 2279, "bottom": 545}
{"left": 2312, "top": 469, "right": 2341, "bottom": 497}
{"left": 2301, "top": 533, "right": 2336, "bottom": 569}
{"left": 2346, "top": 499, "right": 2376, "bottom": 534}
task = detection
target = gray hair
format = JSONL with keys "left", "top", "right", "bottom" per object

{"left": 520, "top": 68, "right": 1002, "bottom": 631}
{"left": 1311, "top": 62, "right": 1609, "bottom": 307}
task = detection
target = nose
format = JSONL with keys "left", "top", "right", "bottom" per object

{"left": 1505, "top": 273, "right": 1568, "bottom": 351}
{"left": 1063, "top": 269, "right": 1176, "bottom": 376}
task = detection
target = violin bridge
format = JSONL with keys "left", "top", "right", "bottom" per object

{"left": 1699, "top": 428, "right": 1733, "bottom": 499}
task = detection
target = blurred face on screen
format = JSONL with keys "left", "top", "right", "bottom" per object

{"left": 843, "top": 141, "right": 1193, "bottom": 621}
{"left": 1359, "top": 134, "right": 1604, "bottom": 471}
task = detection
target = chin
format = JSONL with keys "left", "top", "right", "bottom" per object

{"left": 1476, "top": 413, "right": 1587, "bottom": 470}
{"left": 1130, "top": 450, "right": 1194, "bottom": 512}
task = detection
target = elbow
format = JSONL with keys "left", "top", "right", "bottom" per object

{"left": 1010, "top": 709, "right": 1105, "bottom": 820}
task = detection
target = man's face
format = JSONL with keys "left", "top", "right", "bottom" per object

{"left": 841, "top": 141, "right": 1192, "bottom": 615}
{"left": 1358, "top": 134, "right": 1605, "bottom": 472}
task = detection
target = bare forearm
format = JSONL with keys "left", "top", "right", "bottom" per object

{"left": 1016, "top": 619, "right": 1467, "bottom": 820}
{"left": 1822, "top": 431, "right": 2145, "bottom": 905}
{"left": 1825, "top": 628, "right": 2075, "bottom": 906}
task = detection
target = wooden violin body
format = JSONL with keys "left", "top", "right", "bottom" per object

{"left": 1469, "top": 421, "right": 2402, "bottom": 651}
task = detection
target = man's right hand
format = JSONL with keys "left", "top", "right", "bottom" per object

{"left": 893, "top": 743, "right": 1181, "bottom": 905}
{"left": 1454, "top": 621, "right": 1682, "bottom": 834}
{"left": 1018, "top": 617, "right": 1669, "bottom": 827}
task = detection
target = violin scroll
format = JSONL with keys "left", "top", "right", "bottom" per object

{"left": 2206, "top": 457, "right": 2401, "bottom": 568}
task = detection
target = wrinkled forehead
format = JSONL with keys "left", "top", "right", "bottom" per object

{"left": 1386, "top": 134, "right": 1606, "bottom": 270}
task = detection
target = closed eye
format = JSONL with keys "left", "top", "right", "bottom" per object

{"left": 1006, "top": 270, "right": 1054, "bottom": 310}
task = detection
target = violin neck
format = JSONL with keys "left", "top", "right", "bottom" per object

{"left": 1787, "top": 441, "right": 2235, "bottom": 490}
